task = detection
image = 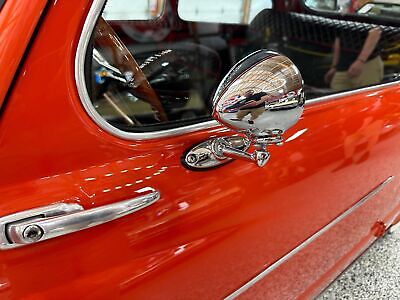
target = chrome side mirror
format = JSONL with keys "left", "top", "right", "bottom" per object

{"left": 183, "top": 50, "right": 305, "bottom": 169}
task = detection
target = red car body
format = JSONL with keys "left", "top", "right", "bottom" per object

{"left": 0, "top": 0, "right": 399, "bottom": 299}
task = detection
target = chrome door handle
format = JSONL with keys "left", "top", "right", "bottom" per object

{"left": 0, "top": 190, "right": 160, "bottom": 249}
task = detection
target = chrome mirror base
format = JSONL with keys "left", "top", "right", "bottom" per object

{"left": 183, "top": 130, "right": 285, "bottom": 170}
{"left": 183, "top": 136, "right": 250, "bottom": 170}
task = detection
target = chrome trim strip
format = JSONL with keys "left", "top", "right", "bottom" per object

{"left": 225, "top": 176, "right": 394, "bottom": 299}
{"left": 75, "top": 0, "right": 399, "bottom": 140}
{"left": 306, "top": 80, "right": 400, "bottom": 106}
{"left": 389, "top": 222, "right": 400, "bottom": 233}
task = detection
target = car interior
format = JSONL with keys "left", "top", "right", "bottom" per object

{"left": 85, "top": 0, "right": 400, "bottom": 132}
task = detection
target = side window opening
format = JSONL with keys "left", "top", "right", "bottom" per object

{"left": 81, "top": 0, "right": 400, "bottom": 134}
{"left": 86, "top": 2, "right": 221, "bottom": 132}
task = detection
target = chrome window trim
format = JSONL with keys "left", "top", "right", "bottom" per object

{"left": 75, "top": 0, "right": 400, "bottom": 141}
{"left": 224, "top": 176, "right": 394, "bottom": 299}
{"left": 306, "top": 80, "right": 400, "bottom": 106}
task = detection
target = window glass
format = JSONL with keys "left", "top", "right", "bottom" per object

{"left": 356, "top": 2, "right": 400, "bottom": 19}
{"left": 178, "top": 0, "right": 272, "bottom": 24}
{"left": 83, "top": 0, "right": 400, "bottom": 133}
{"left": 303, "top": 0, "right": 337, "bottom": 11}
{"left": 303, "top": 0, "right": 400, "bottom": 18}
{"left": 103, "top": 0, "right": 164, "bottom": 20}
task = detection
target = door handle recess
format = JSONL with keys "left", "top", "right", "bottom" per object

{"left": 0, "top": 190, "right": 160, "bottom": 249}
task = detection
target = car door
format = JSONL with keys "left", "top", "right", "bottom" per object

{"left": 0, "top": 0, "right": 48, "bottom": 108}
{"left": 0, "top": 0, "right": 399, "bottom": 299}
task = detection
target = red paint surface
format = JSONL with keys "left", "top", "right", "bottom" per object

{"left": 0, "top": 0, "right": 399, "bottom": 299}
{"left": 0, "top": 0, "right": 48, "bottom": 107}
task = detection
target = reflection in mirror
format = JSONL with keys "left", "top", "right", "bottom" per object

{"left": 178, "top": 0, "right": 272, "bottom": 24}
{"left": 213, "top": 51, "right": 304, "bottom": 138}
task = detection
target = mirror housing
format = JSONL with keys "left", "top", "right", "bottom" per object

{"left": 213, "top": 50, "right": 304, "bottom": 142}
{"left": 183, "top": 50, "right": 305, "bottom": 169}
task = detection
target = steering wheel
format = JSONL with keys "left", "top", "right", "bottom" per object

{"left": 93, "top": 17, "right": 168, "bottom": 122}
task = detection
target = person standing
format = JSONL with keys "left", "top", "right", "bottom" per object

{"left": 324, "top": 25, "right": 383, "bottom": 91}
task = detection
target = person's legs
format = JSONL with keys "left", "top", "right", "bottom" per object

{"left": 250, "top": 107, "right": 264, "bottom": 121}
{"left": 352, "top": 56, "right": 384, "bottom": 88}
{"left": 331, "top": 71, "right": 353, "bottom": 91}
{"left": 236, "top": 109, "right": 250, "bottom": 120}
